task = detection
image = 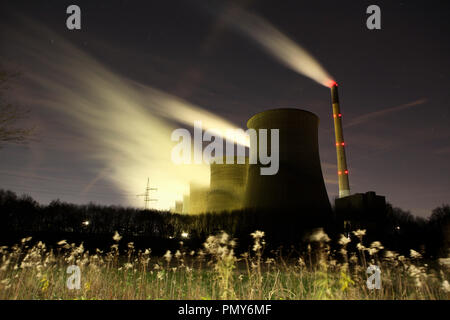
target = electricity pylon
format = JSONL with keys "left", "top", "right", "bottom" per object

{"left": 137, "top": 178, "right": 157, "bottom": 210}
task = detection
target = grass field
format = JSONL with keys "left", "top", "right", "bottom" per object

{"left": 0, "top": 229, "right": 449, "bottom": 300}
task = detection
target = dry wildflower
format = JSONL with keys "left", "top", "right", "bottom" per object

{"left": 253, "top": 242, "right": 262, "bottom": 252}
{"left": 163, "top": 250, "right": 172, "bottom": 263}
{"left": 0, "top": 259, "right": 10, "bottom": 271}
{"left": 438, "top": 258, "right": 450, "bottom": 269}
{"left": 349, "top": 253, "right": 358, "bottom": 264}
{"left": 190, "top": 250, "right": 195, "bottom": 256}
{"left": 57, "top": 240, "right": 67, "bottom": 246}
{"left": 21, "top": 237, "right": 32, "bottom": 243}
{"left": 298, "top": 257, "right": 306, "bottom": 268}
{"left": 367, "top": 241, "right": 384, "bottom": 255}
{"left": 384, "top": 250, "right": 398, "bottom": 260}
{"left": 124, "top": 263, "right": 133, "bottom": 270}
{"left": 74, "top": 243, "right": 84, "bottom": 255}
{"left": 408, "top": 264, "right": 427, "bottom": 288}
{"left": 250, "top": 230, "right": 265, "bottom": 252}
{"left": 410, "top": 249, "right": 422, "bottom": 259}
{"left": 175, "top": 250, "right": 182, "bottom": 259}
{"left": 442, "top": 280, "right": 450, "bottom": 293}
{"left": 113, "top": 231, "right": 122, "bottom": 242}
{"left": 153, "top": 263, "right": 160, "bottom": 270}
{"left": 339, "top": 234, "right": 351, "bottom": 246}
{"left": 352, "top": 229, "right": 366, "bottom": 237}
{"left": 250, "top": 230, "right": 265, "bottom": 239}
{"left": 219, "top": 232, "right": 230, "bottom": 244}
{"left": 20, "top": 261, "right": 32, "bottom": 269}
{"left": 157, "top": 271, "right": 165, "bottom": 280}
{"left": 370, "top": 241, "right": 384, "bottom": 250}
{"left": 309, "top": 228, "right": 330, "bottom": 242}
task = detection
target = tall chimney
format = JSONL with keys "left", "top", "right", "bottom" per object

{"left": 330, "top": 82, "right": 350, "bottom": 198}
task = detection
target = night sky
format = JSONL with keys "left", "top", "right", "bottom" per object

{"left": 0, "top": 0, "right": 449, "bottom": 217}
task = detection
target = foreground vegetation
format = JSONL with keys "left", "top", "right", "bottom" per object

{"left": 1, "top": 229, "right": 449, "bottom": 300}
{"left": 2, "top": 190, "right": 449, "bottom": 259}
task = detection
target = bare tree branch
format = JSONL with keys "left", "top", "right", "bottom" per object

{"left": 0, "top": 70, "right": 34, "bottom": 148}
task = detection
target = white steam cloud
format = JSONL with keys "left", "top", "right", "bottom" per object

{"left": 225, "top": 10, "right": 334, "bottom": 87}
{"left": 1, "top": 19, "right": 248, "bottom": 210}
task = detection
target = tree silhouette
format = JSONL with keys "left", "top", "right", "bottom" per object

{"left": 0, "top": 70, "right": 34, "bottom": 147}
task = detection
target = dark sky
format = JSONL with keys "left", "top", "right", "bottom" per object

{"left": 0, "top": 0, "right": 449, "bottom": 217}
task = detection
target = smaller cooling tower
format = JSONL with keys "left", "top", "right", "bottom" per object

{"left": 189, "top": 183, "right": 209, "bottom": 214}
{"left": 244, "top": 108, "right": 331, "bottom": 214}
{"left": 207, "top": 156, "right": 248, "bottom": 213}
{"left": 174, "top": 201, "right": 183, "bottom": 214}
{"left": 182, "top": 195, "right": 190, "bottom": 214}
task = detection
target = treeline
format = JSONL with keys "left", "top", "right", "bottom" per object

{"left": 0, "top": 189, "right": 448, "bottom": 257}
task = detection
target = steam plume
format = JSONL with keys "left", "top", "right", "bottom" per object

{"left": 0, "top": 19, "right": 248, "bottom": 209}
{"left": 224, "top": 9, "right": 334, "bottom": 87}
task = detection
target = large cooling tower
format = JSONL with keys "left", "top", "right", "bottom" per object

{"left": 244, "top": 108, "right": 331, "bottom": 213}
{"left": 207, "top": 156, "right": 248, "bottom": 213}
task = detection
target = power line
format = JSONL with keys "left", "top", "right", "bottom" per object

{"left": 0, "top": 182, "right": 137, "bottom": 198}
{"left": 0, "top": 171, "right": 117, "bottom": 188}
{"left": 1, "top": 187, "right": 129, "bottom": 199}
{"left": 0, "top": 172, "right": 138, "bottom": 196}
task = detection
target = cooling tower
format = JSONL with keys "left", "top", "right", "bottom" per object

{"left": 182, "top": 195, "right": 190, "bottom": 214}
{"left": 207, "top": 156, "right": 248, "bottom": 213}
{"left": 174, "top": 201, "right": 183, "bottom": 214}
{"left": 188, "top": 183, "right": 209, "bottom": 214}
{"left": 244, "top": 108, "right": 331, "bottom": 213}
